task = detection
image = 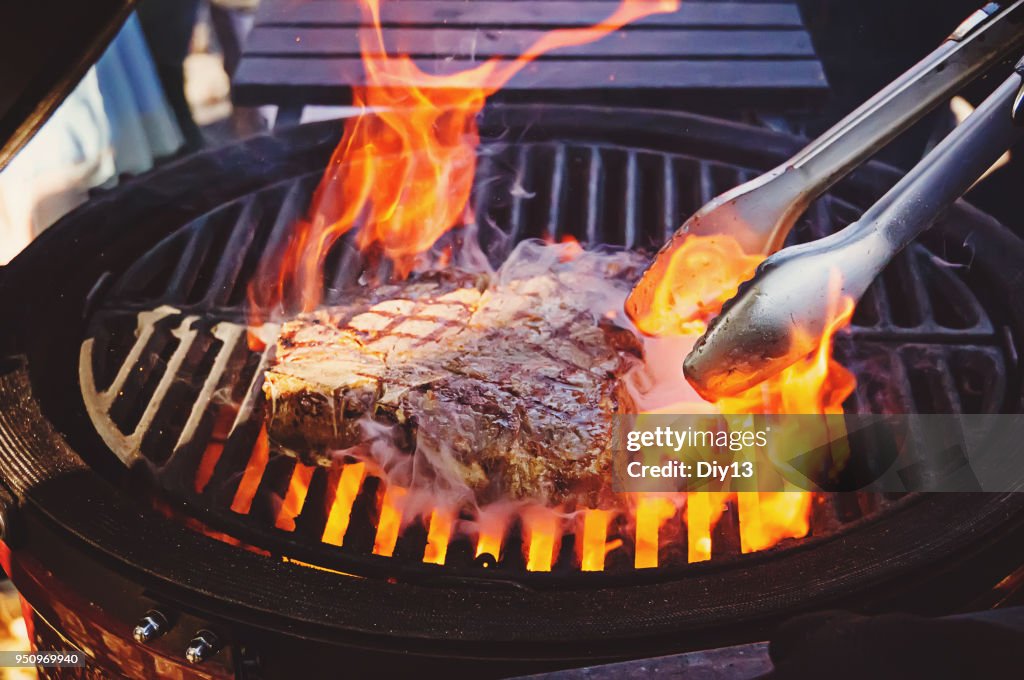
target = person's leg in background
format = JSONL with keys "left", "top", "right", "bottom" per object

{"left": 137, "top": 0, "right": 204, "bottom": 152}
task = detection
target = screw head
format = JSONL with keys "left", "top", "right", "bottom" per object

{"left": 185, "top": 630, "right": 221, "bottom": 665}
{"left": 132, "top": 611, "right": 168, "bottom": 644}
{"left": 474, "top": 552, "right": 497, "bottom": 569}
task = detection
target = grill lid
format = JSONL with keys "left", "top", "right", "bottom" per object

{"left": 0, "top": 1, "right": 133, "bottom": 171}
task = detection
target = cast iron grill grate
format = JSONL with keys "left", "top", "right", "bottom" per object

{"left": 78, "top": 130, "right": 1011, "bottom": 581}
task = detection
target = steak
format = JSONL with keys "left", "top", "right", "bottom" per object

{"left": 263, "top": 266, "right": 642, "bottom": 506}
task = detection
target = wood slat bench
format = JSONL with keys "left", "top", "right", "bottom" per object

{"left": 232, "top": 0, "right": 828, "bottom": 120}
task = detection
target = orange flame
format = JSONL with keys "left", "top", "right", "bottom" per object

{"left": 685, "top": 492, "right": 727, "bottom": 562}
{"left": 628, "top": 235, "right": 763, "bottom": 336}
{"left": 423, "top": 508, "right": 455, "bottom": 565}
{"left": 634, "top": 495, "right": 677, "bottom": 569}
{"left": 717, "top": 293, "right": 857, "bottom": 415}
{"left": 230, "top": 424, "right": 270, "bottom": 515}
{"left": 524, "top": 507, "right": 561, "bottom": 572}
{"left": 194, "top": 405, "right": 237, "bottom": 493}
{"left": 474, "top": 508, "right": 508, "bottom": 563}
{"left": 322, "top": 462, "right": 367, "bottom": 546}
{"left": 373, "top": 484, "right": 407, "bottom": 557}
{"left": 275, "top": 463, "right": 315, "bottom": 532}
{"left": 247, "top": 0, "right": 680, "bottom": 323}
{"left": 636, "top": 237, "right": 857, "bottom": 559}
{"left": 579, "top": 509, "right": 621, "bottom": 572}
{"left": 194, "top": 441, "right": 223, "bottom": 495}
{"left": 737, "top": 492, "right": 813, "bottom": 554}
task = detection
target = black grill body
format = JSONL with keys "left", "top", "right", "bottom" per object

{"left": 1, "top": 106, "right": 1024, "bottom": 677}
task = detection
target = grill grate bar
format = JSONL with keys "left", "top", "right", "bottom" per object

{"left": 200, "top": 196, "right": 260, "bottom": 308}
{"left": 547, "top": 144, "right": 566, "bottom": 238}
{"left": 623, "top": 151, "right": 639, "bottom": 249}
{"left": 230, "top": 326, "right": 279, "bottom": 438}
{"left": 585, "top": 146, "right": 602, "bottom": 243}
{"left": 662, "top": 154, "right": 677, "bottom": 244}
{"left": 168, "top": 323, "right": 245, "bottom": 465}
{"left": 166, "top": 218, "right": 220, "bottom": 302}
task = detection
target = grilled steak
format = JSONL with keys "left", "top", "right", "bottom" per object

{"left": 263, "top": 265, "right": 642, "bottom": 506}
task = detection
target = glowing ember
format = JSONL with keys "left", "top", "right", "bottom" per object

{"left": 275, "top": 463, "right": 316, "bottom": 532}
{"left": 230, "top": 424, "right": 270, "bottom": 515}
{"left": 322, "top": 462, "right": 367, "bottom": 546}
{"left": 634, "top": 495, "right": 677, "bottom": 569}
{"left": 373, "top": 484, "right": 407, "bottom": 557}
{"left": 247, "top": 0, "right": 680, "bottom": 324}
{"left": 524, "top": 508, "right": 560, "bottom": 572}
{"left": 423, "top": 508, "right": 455, "bottom": 565}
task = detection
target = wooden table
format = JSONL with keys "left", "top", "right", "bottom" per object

{"left": 233, "top": 0, "right": 828, "bottom": 124}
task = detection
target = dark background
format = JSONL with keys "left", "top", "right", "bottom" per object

{"left": 797, "top": 0, "right": 1020, "bottom": 232}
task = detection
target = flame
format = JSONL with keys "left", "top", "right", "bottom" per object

{"left": 685, "top": 492, "right": 727, "bottom": 562}
{"left": 423, "top": 508, "right": 455, "bottom": 565}
{"left": 716, "top": 293, "right": 857, "bottom": 415}
{"left": 628, "top": 235, "right": 763, "bottom": 336}
{"left": 474, "top": 508, "right": 508, "bottom": 563}
{"left": 737, "top": 492, "right": 813, "bottom": 553}
{"left": 275, "top": 463, "right": 316, "bottom": 531}
{"left": 524, "top": 507, "right": 561, "bottom": 572}
{"left": 322, "top": 462, "right": 367, "bottom": 546}
{"left": 373, "top": 484, "right": 407, "bottom": 557}
{"left": 194, "top": 441, "right": 223, "bottom": 494}
{"left": 634, "top": 495, "right": 677, "bottom": 569}
{"left": 247, "top": 0, "right": 679, "bottom": 324}
{"left": 580, "top": 509, "right": 621, "bottom": 572}
{"left": 226, "top": 0, "right": 863, "bottom": 569}
{"left": 194, "top": 405, "right": 237, "bottom": 493}
{"left": 230, "top": 424, "right": 270, "bottom": 515}
{"left": 635, "top": 236, "right": 857, "bottom": 560}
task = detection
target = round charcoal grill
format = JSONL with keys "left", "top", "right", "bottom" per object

{"left": 3, "top": 106, "right": 1024, "bottom": 677}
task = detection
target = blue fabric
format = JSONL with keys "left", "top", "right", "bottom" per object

{"left": 95, "top": 13, "right": 184, "bottom": 175}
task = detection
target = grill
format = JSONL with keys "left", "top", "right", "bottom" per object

{"left": 80, "top": 105, "right": 1012, "bottom": 580}
{"left": 3, "top": 105, "right": 1024, "bottom": 675}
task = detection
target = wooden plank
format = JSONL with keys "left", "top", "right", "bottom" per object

{"left": 234, "top": 56, "right": 826, "bottom": 103}
{"left": 253, "top": 1, "right": 805, "bottom": 29}
{"left": 244, "top": 26, "right": 815, "bottom": 59}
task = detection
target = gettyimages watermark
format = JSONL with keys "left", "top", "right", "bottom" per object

{"left": 610, "top": 413, "right": 1024, "bottom": 493}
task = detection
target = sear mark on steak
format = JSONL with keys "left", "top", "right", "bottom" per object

{"left": 263, "top": 268, "right": 642, "bottom": 506}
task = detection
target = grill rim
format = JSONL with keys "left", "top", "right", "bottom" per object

{"left": 3, "top": 104, "right": 1024, "bottom": 652}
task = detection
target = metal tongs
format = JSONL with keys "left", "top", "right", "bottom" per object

{"left": 685, "top": 62, "right": 1024, "bottom": 399}
{"left": 622, "top": 1, "right": 1024, "bottom": 399}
